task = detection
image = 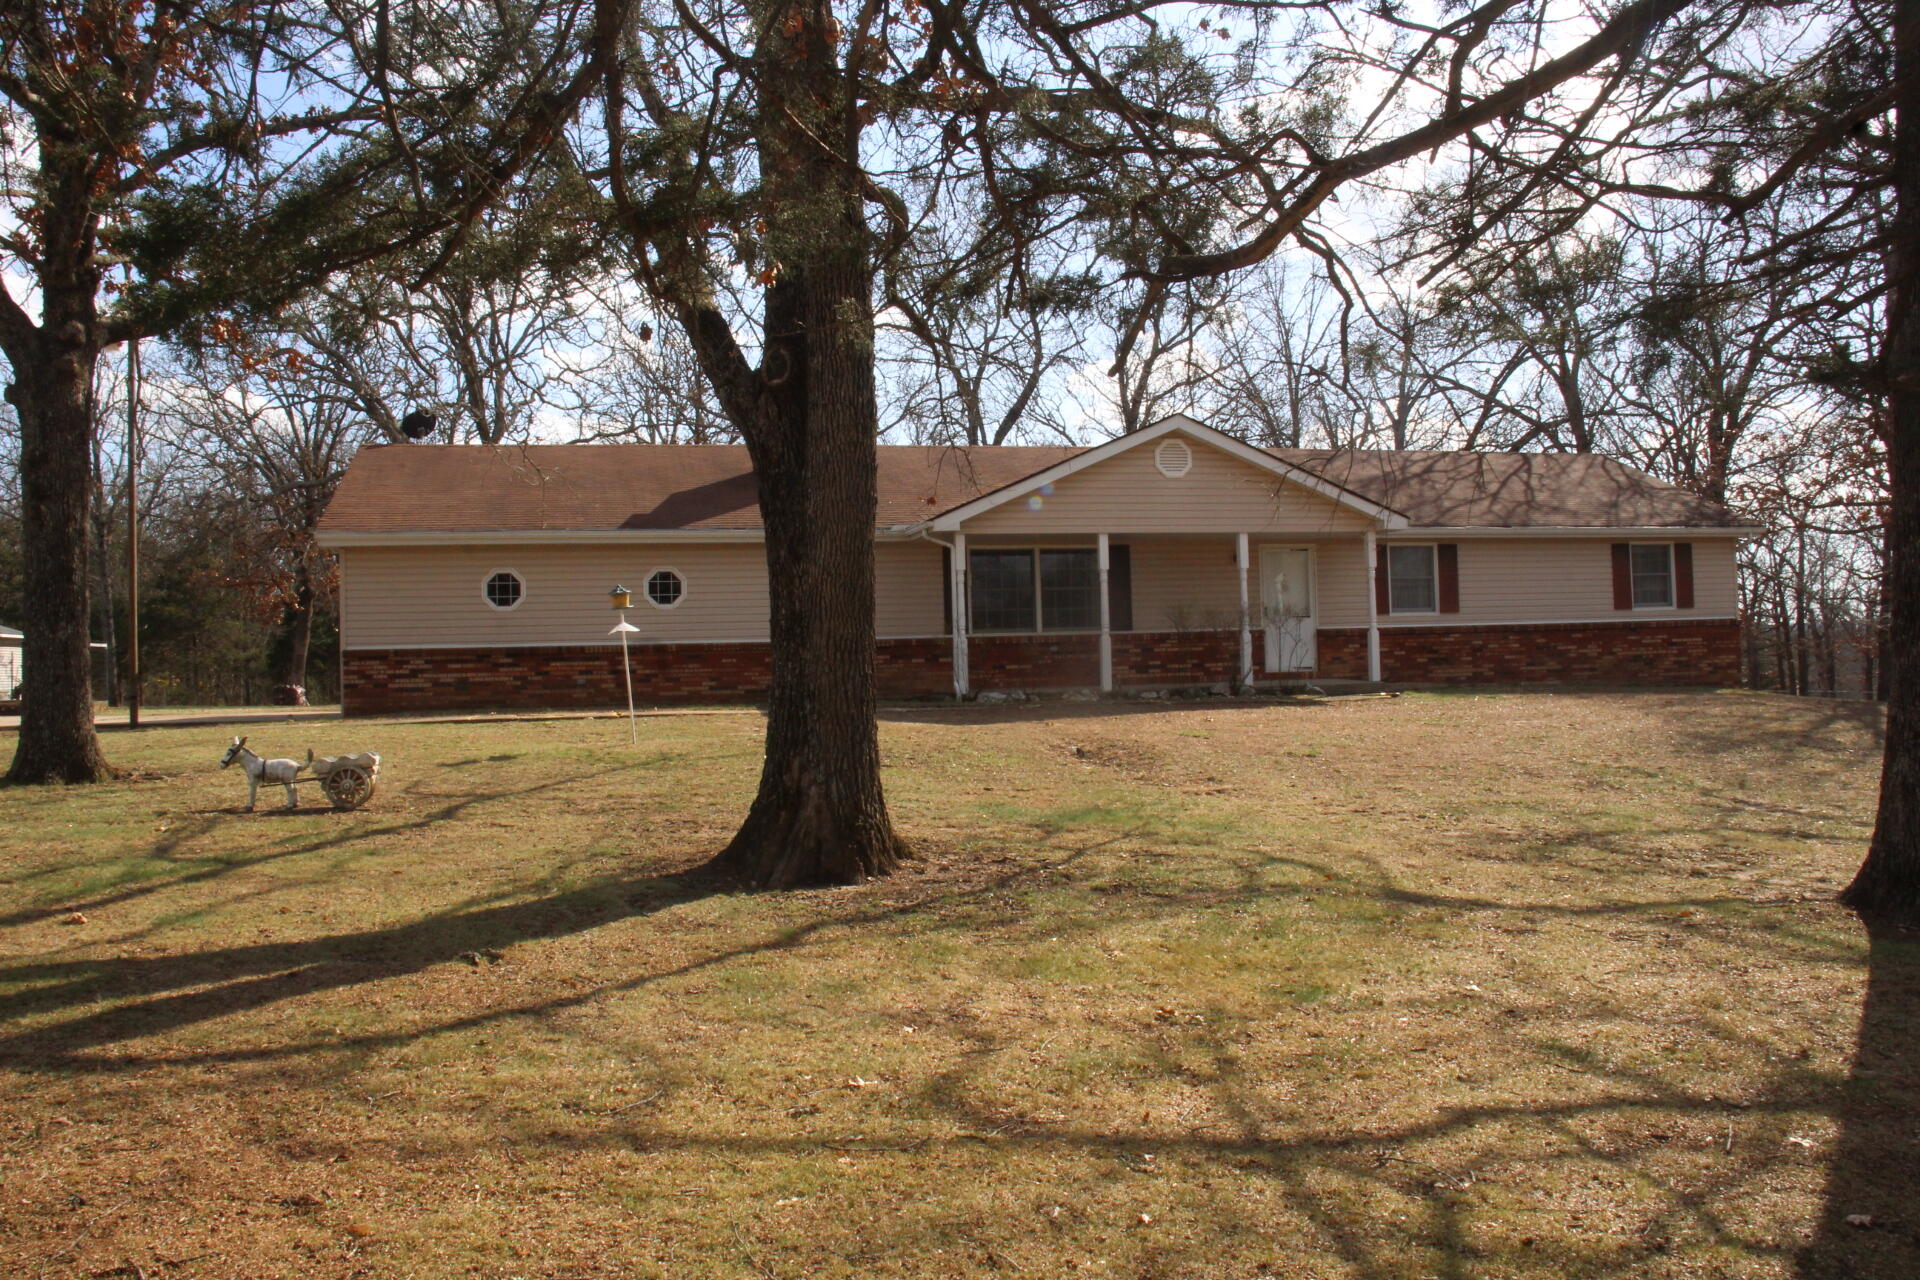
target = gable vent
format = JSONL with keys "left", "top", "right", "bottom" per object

{"left": 1155, "top": 437, "right": 1193, "bottom": 478}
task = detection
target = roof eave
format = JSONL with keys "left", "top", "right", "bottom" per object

{"left": 1390, "top": 524, "right": 1766, "bottom": 539}
{"left": 317, "top": 528, "right": 770, "bottom": 548}
{"left": 316, "top": 526, "right": 931, "bottom": 548}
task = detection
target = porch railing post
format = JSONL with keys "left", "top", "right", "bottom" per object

{"left": 1097, "top": 533, "right": 1113, "bottom": 692}
{"left": 1365, "top": 527, "right": 1382, "bottom": 682}
{"left": 951, "top": 532, "right": 970, "bottom": 698}
{"left": 1236, "top": 533, "right": 1252, "bottom": 692}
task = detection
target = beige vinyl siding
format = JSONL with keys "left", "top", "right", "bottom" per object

{"left": 1128, "top": 539, "right": 1241, "bottom": 631}
{"left": 339, "top": 541, "right": 954, "bottom": 648}
{"left": 1308, "top": 538, "right": 1372, "bottom": 627}
{"left": 1119, "top": 535, "right": 1738, "bottom": 634}
{"left": 337, "top": 532, "right": 1741, "bottom": 650}
{"left": 1377, "top": 536, "right": 1738, "bottom": 626}
{"left": 340, "top": 543, "right": 772, "bottom": 648}
{"left": 875, "top": 541, "right": 948, "bottom": 636}
{"left": 959, "top": 434, "right": 1375, "bottom": 535}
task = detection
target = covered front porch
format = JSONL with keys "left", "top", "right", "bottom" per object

{"left": 934, "top": 531, "right": 1385, "bottom": 697}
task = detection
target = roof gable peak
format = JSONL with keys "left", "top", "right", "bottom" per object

{"left": 919, "top": 414, "right": 1407, "bottom": 531}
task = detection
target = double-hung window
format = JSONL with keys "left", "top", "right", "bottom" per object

{"left": 1631, "top": 543, "right": 1675, "bottom": 608}
{"left": 968, "top": 550, "right": 1036, "bottom": 632}
{"left": 969, "top": 548, "right": 1101, "bottom": 633}
{"left": 1386, "top": 545, "right": 1438, "bottom": 614}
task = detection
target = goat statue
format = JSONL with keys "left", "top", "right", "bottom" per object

{"left": 218, "top": 736, "right": 306, "bottom": 811}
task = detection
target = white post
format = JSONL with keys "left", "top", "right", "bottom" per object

{"left": 1364, "top": 528, "right": 1382, "bottom": 682}
{"left": 950, "top": 532, "right": 970, "bottom": 698}
{"left": 1097, "top": 534, "right": 1113, "bottom": 693}
{"left": 610, "top": 616, "right": 641, "bottom": 744}
{"left": 1236, "top": 533, "right": 1252, "bottom": 692}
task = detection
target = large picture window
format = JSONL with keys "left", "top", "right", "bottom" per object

{"left": 969, "top": 548, "right": 1101, "bottom": 633}
{"left": 1386, "top": 545, "right": 1437, "bottom": 614}
{"left": 1631, "top": 543, "right": 1674, "bottom": 608}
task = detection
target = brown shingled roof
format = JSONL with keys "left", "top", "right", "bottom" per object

{"left": 318, "top": 439, "right": 1741, "bottom": 536}
{"left": 318, "top": 443, "right": 1080, "bottom": 534}
{"left": 1273, "top": 449, "right": 1741, "bottom": 529}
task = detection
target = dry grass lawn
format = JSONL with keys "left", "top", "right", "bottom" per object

{"left": 0, "top": 690, "right": 1914, "bottom": 1280}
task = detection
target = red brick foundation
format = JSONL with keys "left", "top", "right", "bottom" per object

{"left": 343, "top": 639, "right": 964, "bottom": 714}
{"left": 967, "top": 633, "right": 1101, "bottom": 690}
{"left": 1311, "top": 630, "right": 1369, "bottom": 680}
{"left": 343, "top": 617, "right": 1741, "bottom": 713}
{"left": 1114, "top": 631, "right": 1237, "bottom": 688}
{"left": 1320, "top": 616, "right": 1742, "bottom": 685}
{"left": 342, "top": 643, "right": 769, "bottom": 715}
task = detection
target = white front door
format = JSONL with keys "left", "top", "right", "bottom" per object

{"left": 1260, "top": 546, "right": 1317, "bottom": 672}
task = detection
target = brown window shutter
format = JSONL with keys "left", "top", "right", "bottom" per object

{"left": 942, "top": 546, "right": 953, "bottom": 634}
{"left": 1107, "top": 544, "right": 1133, "bottom": 631}
{"left": 1611, "top": 543, "right": 1632, "bottom": 610}
{"left": 1437, "top": 544, "right": 1460, "bottom": 613}
{"left": 1375, "top": 543, "right": 1391, "bottom": 615}
{"left": 1674, "top": 542, "right": 1694, "bottom": 608}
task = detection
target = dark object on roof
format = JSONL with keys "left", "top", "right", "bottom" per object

{"left": 400, "top": 410, "right": 438, "bottom": 441}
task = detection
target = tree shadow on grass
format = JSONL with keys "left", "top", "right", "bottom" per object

{"left": 878, "top": 695, "right": 1339, "bottom": 727}
{"left": 0, "top": 833, "right": 1125, "bottom": 1073}
{"left": 0, "top": 820, "right": 1888, "bottom": 1278}
{"left": 1799, "top": 917, "right": 1920, "bottom": 1279}
{"left": 0, "top": 861, "right": 733, "bottom": 1067}
{"left": 1659, "top": 694, "right": 1886, "bottom": 762}
{"left": 0, "top": 828, "right": 1843, "bottom": 1076}
{"left": 0, "top": 762, "right": 655, "bottom": 930}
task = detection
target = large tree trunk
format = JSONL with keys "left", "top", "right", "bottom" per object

{"left": 4, "top": 139, "right": 114, "bottom": 784}
{"left": 704, "top": 1, "right": 908, "bottom": 887}
{"left": 275, "top": 566, "right": 316, "bottom": 706}
{"left": 5, "top": 329, "right": 114, "bottom": 784}
{"left": 1844, "top": 0, "right": 1920, "bottom": 921}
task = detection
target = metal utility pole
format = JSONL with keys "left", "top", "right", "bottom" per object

{"left": 126, "top": 337, "right": 141, "bottom": 729}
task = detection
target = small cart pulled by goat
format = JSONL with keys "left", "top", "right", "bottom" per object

{"left": 308, "top": 750, "right": 381, "bottom": 809}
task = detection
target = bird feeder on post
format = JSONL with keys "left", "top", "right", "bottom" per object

{"left": 608, "top": 585, "right": 639, "bottom": 744}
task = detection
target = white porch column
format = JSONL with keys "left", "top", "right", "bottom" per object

{"left": 1097, "top": 533, "right": 1113, "bottom": 692}
{"left": 1236, "top": 533, "right": 1252, "bottom": 692}
{"left": 1364, "top": 527, "right": 1382, "bottom": 682}
{"left": 951, "top": 532, "right": 970, "bottom": 698}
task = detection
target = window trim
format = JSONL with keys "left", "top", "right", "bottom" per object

{"left": 967, "top": 544, "right": 1104, "bottom": 635}
{"left": 1385, "top": 542, "right": 1439, "bottom": 617}
{"left": 644, "top": 566, "right": 688, "bottom": 610}
{"left": 481, "top": 568, "right": 526, "bottom": 612}
{"left": 1629, "top": 541, "right": 1677, "bottom": 610}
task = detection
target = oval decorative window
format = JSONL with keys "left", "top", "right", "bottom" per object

{"left": 483, "top": 570, "right": 524, "bottom": 610}
{"left": 646, "top": 568, "right": 686, "bottom": 608}
{"left": 1155, "top": 437, "right": 1193, "bottom": 478}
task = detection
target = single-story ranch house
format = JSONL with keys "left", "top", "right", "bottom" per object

{"left": 316, "top": 414, "right": 1759, "bottom": 715}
